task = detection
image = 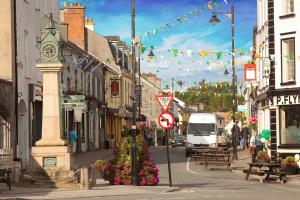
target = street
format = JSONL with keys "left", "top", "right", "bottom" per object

{"left": 60, "top": 146, "right": 300, "bottom": 200}
{"left": 3, "top": 146, "right": 300, "bottom": 200}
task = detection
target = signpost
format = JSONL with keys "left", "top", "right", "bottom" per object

{"left": 158, "top": 112, "right": 175, "bottom": 129}
{"left": 64, "top": 102, "right": 87, "bottom": 110}
{"left": 156, "top": 94, "right": 174, "bottom": 188}
{"left": 65, "top": 95, "right": 85, "bottom": 101}
{"left": 237, "top": 105, "right": 247, "bottom": 112}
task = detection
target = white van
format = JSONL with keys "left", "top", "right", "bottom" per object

{"left": 185, "top": 113, "right": 218, "bottom": 157}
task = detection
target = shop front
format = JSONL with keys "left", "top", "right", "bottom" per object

{"left": 270, "top": 93, "right": 300, "bottom": 156}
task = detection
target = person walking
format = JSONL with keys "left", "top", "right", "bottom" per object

{"left": 241, "top": 124, "right": 250, "bottom": 149}
{"left": 252, "top": 131, "right": 263, "bottom": 163}
{"left": 69, "top": 129, "right": 78, "bottom": 155}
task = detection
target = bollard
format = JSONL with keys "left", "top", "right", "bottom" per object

{"left": 80, "top": 166, "right": 90, "bottom": 190}
{"left": 90, "top": 168, "right": 96, "bottom": 187}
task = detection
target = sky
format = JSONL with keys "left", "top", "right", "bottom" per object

{"left": 61, "top": 0, "right": 257, "bottom": 90}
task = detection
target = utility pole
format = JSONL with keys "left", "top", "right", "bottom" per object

{"left": 231, "top": 1, "right": 238, "bottom": 160}
{"left": 131, "top": 0, "right": 138, "bottom": 185}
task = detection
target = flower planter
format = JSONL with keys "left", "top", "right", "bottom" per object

{"left": 284, "top": 167, "right": 298, "bottom": 175}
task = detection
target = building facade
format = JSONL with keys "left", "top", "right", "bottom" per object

{"left": 271, "top": 0, "right": 300, "bottom": 155}
{"left": 255, "top": 0, "right": 300, "bottom": 158}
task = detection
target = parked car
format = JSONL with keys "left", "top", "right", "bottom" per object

{"left": 171, "top": 134, "right": 186, "bottom": 147}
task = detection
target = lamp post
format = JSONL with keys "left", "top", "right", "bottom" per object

{"left": 209, "top": 0, "right": 238, "bottom": 160}
{"left": 131, "top": 0, "right": 138, "bottom": 185}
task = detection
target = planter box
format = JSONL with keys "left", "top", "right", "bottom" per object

{"left": 283, "top": 167, "right": 298, "bottom": 175}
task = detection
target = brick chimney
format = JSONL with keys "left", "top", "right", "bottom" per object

{"left": 63, "top": 2, "right": 85, "bottom": 48}
{"left": 85, "top": 17, "right": 94, "bottom": 31}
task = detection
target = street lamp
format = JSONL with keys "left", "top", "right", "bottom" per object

{"left": 209, "top": 0, "right": 238, "bottom": 160}
{"left": 131, "top": 0, "right": 138, "bottom": 185}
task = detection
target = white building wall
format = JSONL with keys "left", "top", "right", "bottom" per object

{"left": 274, "top": 1, "right": 300, "bottom": 89}
{"left": 16, "top": 0, "right": 59, "bottom": 167}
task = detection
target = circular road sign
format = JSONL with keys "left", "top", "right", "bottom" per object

{"left": 158, "top": 111, "right": 175, "bottom": 129}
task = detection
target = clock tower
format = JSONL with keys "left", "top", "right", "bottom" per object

{"left": 30, "top": 13, "right": 74, "bottom": 180}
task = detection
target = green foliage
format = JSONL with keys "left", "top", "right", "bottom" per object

{"left": 93, "top": 135, "right": 159, "bottom": 185}
{"left": 175, "top": 82, "right": 244, "bottom": 112}
{"left": 284, "top": 156, "right": 297, "bottom": 167}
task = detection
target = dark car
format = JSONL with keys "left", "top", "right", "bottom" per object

{"left": 171, "top": 134, "right": 186, "bottom": 147}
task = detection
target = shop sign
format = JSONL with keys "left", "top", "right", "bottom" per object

{"left": 238, "top": 105, "right": 247, "bottom": 112}
{"left": 250, "top": 101, "right": 257, "bottom": 118}
{"left": 111, "top": 80, "right": 120, "bottom": 97}
{"left": 271, "top": 95, "right": 300, "bottom": 106}
{"left": 244, "top": 64, "right": 256, "bottom": 81}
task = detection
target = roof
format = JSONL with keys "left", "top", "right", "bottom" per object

{"left": 87, "top": 30, "right": 120, "bottom": 74}
{"left": 214, "top": 112, "right": 230, "bottom": 124}
{"left": 105, "top": 36, "right": 120, "bottom": 42}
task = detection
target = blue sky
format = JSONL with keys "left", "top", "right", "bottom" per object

{"left": 61, "top": 0, "right": 256, "bottom": 89}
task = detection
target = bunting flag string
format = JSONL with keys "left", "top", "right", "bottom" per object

{"left": 139, "top": 0, "right": 228, "bottom": 41}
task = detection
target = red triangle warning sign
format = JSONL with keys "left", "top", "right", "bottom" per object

{"left": 156, "top": 95, "right": 174, "bottom": 111}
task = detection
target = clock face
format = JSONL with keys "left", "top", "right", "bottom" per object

{"left": 42, "top": 43, "right": 57, "bottom": 59}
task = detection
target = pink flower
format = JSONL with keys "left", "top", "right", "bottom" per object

{"left": 124, "top": 179, "right": 132, "bottom": 185}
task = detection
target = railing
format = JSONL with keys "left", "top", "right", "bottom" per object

{"left": 0, "top": 117, "right": 12, "bottom": 162}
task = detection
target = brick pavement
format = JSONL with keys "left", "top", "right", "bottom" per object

{"left": 75, "top": 149, "right": 114, "bottom": 168}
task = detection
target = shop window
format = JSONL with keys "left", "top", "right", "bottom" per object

{"left": 281, "top": 38, "right": 295, "bottom": 83}
{"left": 280, "top": 106, "right": 300, "bottom": 145}
{"left": 282, "top": 0, "right": 294, "bottom": 15}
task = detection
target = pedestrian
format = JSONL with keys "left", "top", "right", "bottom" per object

{"left": 69, "top": 129, "right": 77, "bottom": 155}
{"left": 252, "top": 131, "right": 263, "bottom": 163}
{"left": 249, "top": 131, "right": 256, "bottom": 158}
{"left": 146, "top": 130, "right": 153, "bottom": 146}
{"left": 241, "top": 124, "right": 250, "bottom": 149}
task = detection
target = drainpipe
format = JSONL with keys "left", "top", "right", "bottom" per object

{"left": 13, "top": 0, "right": 18, "bottom": 160}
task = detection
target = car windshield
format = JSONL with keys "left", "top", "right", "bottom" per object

{"left": 188, "top": 123, "right": 215, "bottom": 135}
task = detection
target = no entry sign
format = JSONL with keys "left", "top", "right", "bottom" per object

{"left": 158, "top": 111, "right": 174, "bottom": 129}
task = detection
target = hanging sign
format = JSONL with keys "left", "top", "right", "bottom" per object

{"left": 111, "top": 79, "right": 120, "bottom": 97}
{"left": 158, "top": 111, "right": 175, "bottom": 129}
{"left": 156, "top": 95, "right": 174, "bottom": 111}
{"left": 244, "top": 64, "right": 256, "bottom": 81}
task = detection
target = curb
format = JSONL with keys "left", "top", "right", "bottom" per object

{"left": 163, "top": 187, "right": 181, "bottom": 193}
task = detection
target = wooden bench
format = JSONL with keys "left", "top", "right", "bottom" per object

{"left": 243, "top": 163, "right": 287, "bottom": 184}
{"left": 0, "top": 169, "right": 11, "bottom": 190}
{"left": 192, "top": 148, "right": 232, "bottom": 171}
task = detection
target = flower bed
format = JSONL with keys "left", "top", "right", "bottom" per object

{"left": 92, "top": 135, "right": 159, "bottom": 186}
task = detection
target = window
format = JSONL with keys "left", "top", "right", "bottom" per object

{"left": 281, "top": 38, "right": 295, "bottom": 83}
{"left": 282, "top": 0, "right": 294, "bottom": 15}
{"left": 280, "top": 106, "right": 300, "bottom": 145}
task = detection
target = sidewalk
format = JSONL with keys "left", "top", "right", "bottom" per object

{"left": 231, "top": 149, "right": 300, "bottom": 185}
{"left": 75, "top": 149, "right": 114, "bottom": 168}
{"left": 0, "top": 149, "right": 116, "bottom": 199}
{"left": 0, "top": 184, "right": 156, "bottom": 200}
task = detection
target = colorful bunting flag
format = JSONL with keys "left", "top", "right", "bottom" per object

{"left": 170, "top": 49, "right": 179, "bottom": 57}
{"left": 216, "top": 52, "right": 222, "bottom": 60}
{"left": 200, "top": 50, "right": 208, "bottom": 58}
{"left": 207, "top": 2, "right": 213, "bottom": 10}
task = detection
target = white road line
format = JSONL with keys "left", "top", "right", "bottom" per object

{"left": 185, "top": 157, "right": 210, "bottom": 177}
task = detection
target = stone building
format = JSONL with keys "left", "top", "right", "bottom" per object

{"left": 60, "top": 2, "right": 109, "bottom": 152}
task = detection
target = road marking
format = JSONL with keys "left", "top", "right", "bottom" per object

{"left": 186, "top": 157, "right": 210, "bottom": 177}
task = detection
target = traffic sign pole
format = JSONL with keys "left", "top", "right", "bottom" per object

{"left": 158, "top": 111, "right": 174, "bottom": 188}
{"left": 165, "top": 128, "right": 172, "bottom": 188}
